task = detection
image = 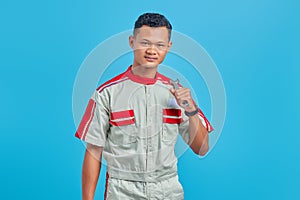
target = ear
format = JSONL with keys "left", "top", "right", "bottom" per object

{"left": 129, "top": 35, "right": 134, "bottom": 49}
{"left": 167, "top": 41, "right": 172, "bottom": 52}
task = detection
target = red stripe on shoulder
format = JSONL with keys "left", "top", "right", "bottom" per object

{"left": 157, "top": 72, "right": 170, "bottom": 82}
{"left": 156, "top": 73, "right": 172, "bottom": 85}
{"left": 96, "top": 70, "right": 129, "bottom": 93}
{"left": 156, "top": 73, "right": 185, "bottom": 88}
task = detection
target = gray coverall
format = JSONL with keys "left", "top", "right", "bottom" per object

{"left": 75, "top": 66, "right": 213, "bottom": 199}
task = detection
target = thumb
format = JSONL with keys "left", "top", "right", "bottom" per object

{"left": 169, "top": 88, "right": 175, "bottom": 95}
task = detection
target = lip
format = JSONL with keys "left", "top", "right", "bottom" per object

{"left": 145, "top": 56, "right": 158, "bottom": 62}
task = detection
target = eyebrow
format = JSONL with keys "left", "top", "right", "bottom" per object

{"left": 141, "top": 39, "right": 166, "bottom": 43}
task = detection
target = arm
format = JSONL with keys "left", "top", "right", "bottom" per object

{"left": 186, "top": 111, "right": 209, "bottom": 156}
{"left": 82, "top": 143, "right": 103, "bottom": 200}
{"left": 170, "top": 88, "right": 209, "bottom": 156}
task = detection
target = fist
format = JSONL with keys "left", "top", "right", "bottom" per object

{"left": 169, "top": 87, "right": 196, "bottom": 112}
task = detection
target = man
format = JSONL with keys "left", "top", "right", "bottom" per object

{"left": 75, "top": 13, "right": 213, "bottom": 200}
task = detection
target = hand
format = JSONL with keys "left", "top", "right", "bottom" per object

{"left": 169, "top": 87, "right": 196, "bottom": 112}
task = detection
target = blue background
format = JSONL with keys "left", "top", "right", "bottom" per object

{"left": 1, "top": 0, "right": 299, "bottom": 199}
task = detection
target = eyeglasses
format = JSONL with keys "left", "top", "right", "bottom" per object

{"left": 137, "top": 40, "right": 169, "bottom": 51}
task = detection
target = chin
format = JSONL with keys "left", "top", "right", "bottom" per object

{"left": 134, "top": 59, "right": 160, "bottom": 69}
{"left": 145, "top": 61, "right": 161, "bottom": 68}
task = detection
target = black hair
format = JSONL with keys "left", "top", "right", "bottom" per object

{"left": 134, "top": 13, "right": 172, "bottom": 40}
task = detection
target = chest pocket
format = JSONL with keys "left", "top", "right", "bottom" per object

{"left": 108, "top": 109, "right": 137, "bottom": 144}
{"left": 162, "top": 108, "right": 183, "bottom": 144}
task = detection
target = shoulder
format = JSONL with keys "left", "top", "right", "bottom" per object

{"left": 156, "top": 72, "right": 173, "bottom": 87}
{"left": 157, "top": 71, "right": 185, "bottom": 88}
{"left": 96, "top": 71, "right": 129, "bottom": 93}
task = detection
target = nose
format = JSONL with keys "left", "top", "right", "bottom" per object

{"left": 146, "top": 45, "right": 157, "bottom": 55}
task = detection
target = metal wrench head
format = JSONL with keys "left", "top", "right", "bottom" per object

{"left": 169, "top": 78, "right": 180, "bottom": 90}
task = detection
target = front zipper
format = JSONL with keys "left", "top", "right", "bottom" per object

{"left": 145, "top": 85, "right": 148, "bottom": 172}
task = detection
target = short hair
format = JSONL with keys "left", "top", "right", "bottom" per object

{"left": 134, "top": 13, "right": 172, "bottom": 40}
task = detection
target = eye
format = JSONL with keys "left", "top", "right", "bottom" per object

{"left": 140, "top": 41, "right": 150, "bottom": 46}
{"left": 157, "top": 43, "right": 167, "bottom": 50}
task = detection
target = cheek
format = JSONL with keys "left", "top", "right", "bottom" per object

{"left": 133, "top": 49, "right": 144, "bottom": 58}
{"left": 158, "top": 52, "right": 168, "bottom": 61}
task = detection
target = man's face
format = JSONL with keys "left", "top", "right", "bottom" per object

{"left": 129, "top": 25, "right": 172, "bottom": 69}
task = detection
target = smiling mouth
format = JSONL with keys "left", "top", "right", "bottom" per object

{"left": 145, "top": 56, "right": 157, "bottom": 62}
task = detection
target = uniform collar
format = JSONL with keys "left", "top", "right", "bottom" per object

{"left": 125, "top": 65, "right": 158, "bottom": 85}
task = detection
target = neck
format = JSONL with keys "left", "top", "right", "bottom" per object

{"left": 131, "top": 64, "right": 158, "bottom": 78}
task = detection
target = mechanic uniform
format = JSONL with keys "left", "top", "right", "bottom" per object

{"left": 75, "top": 66, "right": 213, "bottom": 200}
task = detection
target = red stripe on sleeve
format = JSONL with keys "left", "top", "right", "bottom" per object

{"left": 82, "top": 102, "right": 96, "bottom": 140}
{"left": 75, "top": 99, "right": 96, "bottom": 139}
{"left": 197, "top": 108, "right": 214, "bottom": 132}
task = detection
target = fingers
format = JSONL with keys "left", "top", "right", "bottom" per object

{"left": 170, "top": 87, "right": 194, "bottom": 108}
{"left": 169, "top": 88, "right": 175, "bottom": 95}
{"left": 174, "top": 88, "right": 191, "bottom": 99}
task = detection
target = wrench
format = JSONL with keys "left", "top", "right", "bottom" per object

{"left": 169, "top": 79, "right": 189, "bottom": 107}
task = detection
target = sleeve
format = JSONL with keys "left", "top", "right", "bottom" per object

{"left": 178, "top": 106, "right": 213, "bottom": 144}
{"left": 74, "top": 90, "right": 110, "bottom": 147}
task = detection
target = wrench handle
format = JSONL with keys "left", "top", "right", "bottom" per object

{"left": 170, "top": 79, "right": 189, "bottom": 107}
